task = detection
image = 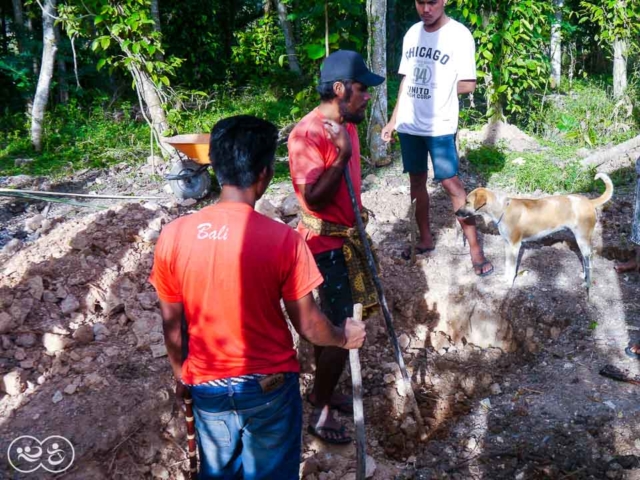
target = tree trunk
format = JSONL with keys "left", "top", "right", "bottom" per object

{"left": 581, "top": 133, "right": 640, "bottom": 170}
{"left": 613, "top": 38, "right": 628, "bottom": 98}
{"left": 11, "top": 0, "right": 25, "bottom": 52}
{"left": 54, "top": 24, "right": 69, "bottom": 103}
{"left": 366, "top": 0, "right": 388, "bottom": 166}
{"left": 130, "top": 65, "right": 173, "bottom": 157}
{"left": 1, "top": 7, "right": 7, "bottom": 55}
{"left": 274, "top": 0, "right": 301, "bottom": 75}
{"left": 30, "top": 0, "right": 57, "bottom": 152}
{"left": 550, "top": 0, "right": 563, "bottom": 89}
{"left": 150, "top": 0, "right": 164, "bottom": 61}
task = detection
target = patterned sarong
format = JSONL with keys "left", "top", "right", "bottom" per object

{"left": 302, "top": 210, "right": 379, "bottom": 312}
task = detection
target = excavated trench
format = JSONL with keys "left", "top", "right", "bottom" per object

{"left": 0, "top": 166, "right": 639, "bottom": 479}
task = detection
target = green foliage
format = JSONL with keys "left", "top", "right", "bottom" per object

{"left": 294, "top": 0, "right": 367, "bottom": 69}
{"left": 231, "top": 14, "right": 287, "bottom": 82}
{"left": 534, "top": 79, "right": 639, "bottom": 147}
{"left": 0, "top": 99, "right": 149, "bottom": 177}
{"left": 579, "top": 0, "right": 640, "bottom": 49}
{"left": 57, "top": 0, "right": 182, "bottom": 87}
{"left": 452, "top": 0, "right": 553, "bottom": 120}
{"left": 467, "top": 144, "right": 597, "bottom": 194}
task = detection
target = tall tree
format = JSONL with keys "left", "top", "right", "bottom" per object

{"left": 550, "top": 0, "right": 563, "bottom": 88}
{"left": 10, "top": 0, "right": 25, "bottom": 53}
{"left": 58, "top": 0, "right": 182, "bottom": 156}
{"left": 275, "top": 0, "right": 301, "bottom": 75}
{"left": 31, "top": 0, "right": 58, "bottom": 151}
{"left": 54, "top": 23, "right": 69, "bottom": 103}
{"left": 366, "top": 0, "right": 388, "bottom": 166}
{"left": 580, "top": 0, "right": 640, "bottom": 98}
{"left": 150, "top": 0, "right": 163, "bottom": 61}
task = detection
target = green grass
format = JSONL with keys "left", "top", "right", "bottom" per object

{"left": 1, "top": 87, "right": 298, "bottom": 178}
{"left": 532, "top": 78, "right": 640, "bottom": 148}
{"left": 467, "top": 144, "right": 599, "bottom": 194}
{"left": 0, "top": 101, "right": 150, "bottom": 177}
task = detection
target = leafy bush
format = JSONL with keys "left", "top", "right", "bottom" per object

{"left": 533, "top": 79, "right": 639, "bottom": 147}
{"left": 0, "top": 99, "right": 149, "bottom": 176}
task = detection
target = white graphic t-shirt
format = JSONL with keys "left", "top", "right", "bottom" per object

{"left": 396, "top": 19, "right": 476, "bottom": 137}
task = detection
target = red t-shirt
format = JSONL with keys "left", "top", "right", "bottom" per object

{"left": 288, "top": 108, "right": 363, "bottom": 254}
{"left": 149, "top": 202, "right": 323, "bottom": 385}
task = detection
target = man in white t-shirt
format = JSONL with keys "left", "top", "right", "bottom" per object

{"left": 382, "top": 0, "right": 493, "bottom": 277}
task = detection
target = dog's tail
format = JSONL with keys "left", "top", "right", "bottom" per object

{"left": 590, "top": 173, "right": 613, "bottom": 208}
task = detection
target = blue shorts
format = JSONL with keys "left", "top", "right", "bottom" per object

{"left": 191, "top": 373, "right": 302, "bottom": 479}
{"left": 398, "top": 132, "right": 459, "bottom": 180}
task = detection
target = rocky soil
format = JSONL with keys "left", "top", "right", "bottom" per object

{"left": 1, "top": 141, "right": 639, "bottom": 479}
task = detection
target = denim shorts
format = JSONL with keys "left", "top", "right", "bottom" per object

{"left": 190, "top": 373, "right": 302, "bottom": 480}
{"left": 398, "top": 132, "right": 459, "bottom": 180}
{"left": 314, "top": 249, "right": 354, "bottom": 327}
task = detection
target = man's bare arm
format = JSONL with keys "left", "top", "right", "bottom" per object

{"left": 297, "top": 121, "right": 352, "bottom": 212}
{"left": 159, "top": 300, "right": 185, "bottom": 380}
{"left": 284, "top": 293, "right": 365, "bottom": 349}
{"left": 381, "top": 76, "right": 406, "bottom": 143}
{"left": 458, "top": 79, "right": 476, "bottom": 95}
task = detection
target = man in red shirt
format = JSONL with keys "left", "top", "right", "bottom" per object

{"left": 150, "top": 115, "right": 366, "bottom": 479}
{"left": 288, "top": 50, "right": 384, "bottom": 444}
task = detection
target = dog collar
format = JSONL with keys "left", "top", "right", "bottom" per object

{"left": 495, "top": 199, "right": 511, "bottom": 226}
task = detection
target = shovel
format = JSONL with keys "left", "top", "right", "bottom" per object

{"left": 342, "top": 167, "right": 427, "bottom": 441}
{"left": 350, "top": 303, "right": 366, "bottom": 480}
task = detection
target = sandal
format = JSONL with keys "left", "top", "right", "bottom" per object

{"left": 401, "top": 246, "right": 435, "bottom": 261}
{"left": 307, "top": 424, "right": 352, "bottom": 445}
{"left": 624, "top": 345, "right": 640, "bottom": 359}
{"left": 472, "top": 260, "right": 494, "bottom": 277}
{"left": 307, "top": 393, "right": 354, "bottom": 415}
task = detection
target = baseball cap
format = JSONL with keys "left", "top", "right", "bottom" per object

{"left": 319, "top": 50, "right": 385, "bottom": 87}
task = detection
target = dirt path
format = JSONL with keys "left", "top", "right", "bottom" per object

{"left": 1, "top": 154, "right": 639, "bottom": 479}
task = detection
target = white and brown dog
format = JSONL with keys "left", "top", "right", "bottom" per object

{"left": 455, "top": 173, "right": 613, "bottom": 287}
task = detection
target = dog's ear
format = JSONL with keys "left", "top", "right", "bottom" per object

{"left": 473, "top": 189, "right": 488, "bottom": 211}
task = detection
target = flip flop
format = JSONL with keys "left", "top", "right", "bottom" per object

{"left": 306, "top": 394, "right": 354, "bottom": 415}
{"left": 472, "top": 260, "right": 494, "bottom": 277}
{"left": 624, "top": 346, "right": 640, "bottom": 359}
{"left": 401, "top": 246, "right": 435, "bottom": 260}
{"left": 307, "top": 424, "right": 352, "bottom": 445}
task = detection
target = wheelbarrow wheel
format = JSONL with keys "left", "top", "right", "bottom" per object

{"left": 168, "top": 160, "right": 212, "bottom": 200}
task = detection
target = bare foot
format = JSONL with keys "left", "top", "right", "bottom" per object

{"left": 626, "top": 343, "right": 640, "bottom": 359}
{"left": 470, "top": 246, "right": 493, "bottom": 276}
{"left": 614, "top": 259, "right": 639, "bottom": 274}
{"left": 308, "top": 407, "right": 351, "bottom": 444}
{"left": 307, "top": 391, "right": 353, "bottom": 414}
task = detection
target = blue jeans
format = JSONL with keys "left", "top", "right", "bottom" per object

{"left": 190, "top": 373, "right": 302, "bottom": 480}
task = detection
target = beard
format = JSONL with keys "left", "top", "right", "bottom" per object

{"left": 339, "top": 100, "right": 366, "bottom": 124}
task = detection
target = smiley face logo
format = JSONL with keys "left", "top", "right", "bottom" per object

{"left": 8, "top": 435, "right": 75, "bottom": 473}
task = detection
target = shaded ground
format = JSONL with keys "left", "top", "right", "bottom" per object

{"left": 0, "top": 134, "right": 639, "bottom": 479}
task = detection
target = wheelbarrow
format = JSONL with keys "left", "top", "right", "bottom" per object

{"left": 164, "top": 134, "right": 212, "bottom": 200}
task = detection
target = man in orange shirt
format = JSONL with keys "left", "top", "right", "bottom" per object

{"left": 288, "top": 51, "right": 384, "bottom": 444}
{"left": 150, "top": 115, "right": 366, "bottom": 479}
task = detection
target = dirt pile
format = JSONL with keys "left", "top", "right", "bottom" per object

{"left": 0, "top": 160, "right": 639, "bottom": 479}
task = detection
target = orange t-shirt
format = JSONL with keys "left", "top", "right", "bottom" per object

{"left": 288, "top": 108, "right": 363, "bottom": 254}
{"left": 149, "top": 202, "right": 323, "bottom": 385}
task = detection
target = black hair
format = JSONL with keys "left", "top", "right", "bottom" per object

{"left": 209, "top": 115, "right": 278, "bottom": 189}
{"left": 316, "top": 79, "right": 354, "bottom": 102}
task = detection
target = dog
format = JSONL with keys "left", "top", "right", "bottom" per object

{"left": 455, "top": 173, "right": 613, "bottom": 287}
